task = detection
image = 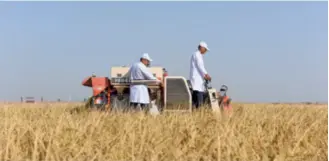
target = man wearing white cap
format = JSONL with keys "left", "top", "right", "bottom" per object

{"left": 128, "top": 53, "right": 160, "bottom": 110}
{"left": 189, "top": 41, "right": 212, "bottom": 109}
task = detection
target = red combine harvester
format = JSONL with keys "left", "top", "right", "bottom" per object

{"left": 82, "top": 66, "right": 231, "bottom": 113}
{"left": 82, "top": 75, "right": 111, "bottom": 110}
{"left": 82, "top": 67, "right": 168, "bottom": 112}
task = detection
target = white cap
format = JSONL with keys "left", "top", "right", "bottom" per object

{"left": 199, "top": 41, "right": 210, "bottom": 51}
{"left": 141, "top": 53, "right": 153, "bottom": 62}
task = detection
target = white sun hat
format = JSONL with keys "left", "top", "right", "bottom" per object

{"left": 141, "top": 53, "right": 153, "bottom": 62}
{"left": 199, "top": 41, "right": 210, "bottom": 51}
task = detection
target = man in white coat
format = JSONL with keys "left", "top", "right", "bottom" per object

{"left": 189, "top": 41, "right": 212, "bottom": 109}
{"left": 129, "top": 53, "right": 160, "bottom": 110}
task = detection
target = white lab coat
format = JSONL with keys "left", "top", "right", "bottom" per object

{"left": 128, "top": 62, "right": 158, "bottom": 104}
{"left": 189, "top": 51, "right": 208, "bottom": 92}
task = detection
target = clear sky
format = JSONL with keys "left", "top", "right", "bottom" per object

{"left": 0, "top": 2, "right": 327, "bottom": 103}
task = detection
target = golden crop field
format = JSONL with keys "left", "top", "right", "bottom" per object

{"left": 0, "top": 103, "right": 327, "bottom": 161}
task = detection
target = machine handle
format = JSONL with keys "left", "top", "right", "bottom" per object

{"left": 204, "top": 80, "right": 212, "bottom": 89}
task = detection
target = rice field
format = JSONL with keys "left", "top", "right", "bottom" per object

{"left": 0, "top": 102, "right": 327, "bottom": 161}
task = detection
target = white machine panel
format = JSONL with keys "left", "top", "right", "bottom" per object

{"left": 164, "top": 76, "right": 192, "bottom": 112}
{"left": 207, "top": 88, "right": 220, "bottom": 112}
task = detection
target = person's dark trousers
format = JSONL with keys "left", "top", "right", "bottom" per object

{"left": 192, "top": 90, "right": 204, "bottom": 109}
{"left": 130, "top": 102, "right": 148, "bottom": 111}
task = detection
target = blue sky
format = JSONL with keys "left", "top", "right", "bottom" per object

{"left": 0, "top": 2, "right": 327, "bottom": 102}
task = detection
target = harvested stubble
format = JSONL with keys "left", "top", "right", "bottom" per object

{"left": 0, "top": 103, "right": 327, "bottom": 161}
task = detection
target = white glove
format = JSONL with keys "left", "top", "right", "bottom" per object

{"left": 155, "top": 79, "right": 161, "bottom": 84}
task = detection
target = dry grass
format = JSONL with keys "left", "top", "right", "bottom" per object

{"left": 0, "top": 103, "right": 327, "bottom": 161}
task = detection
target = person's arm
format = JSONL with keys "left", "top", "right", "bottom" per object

{"left": 140, "top": 66, "right": 162, "bottom": 85}
{"left": 195, "top": 53, "right": 208, "bottom": 77}
{"left": 140, "top": 65, "right": 158, "bottom": 80}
